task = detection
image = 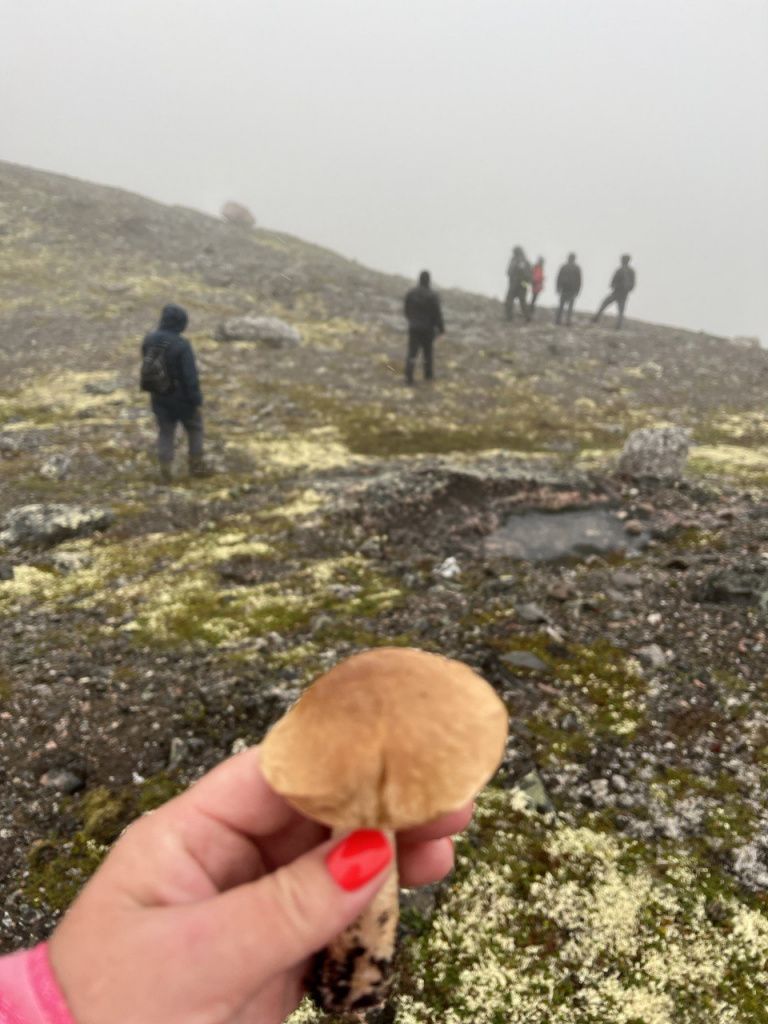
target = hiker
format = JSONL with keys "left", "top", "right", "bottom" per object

{"left": 555, "top": 253, "right": 582, "bottom": 326}
{"left": 140, "top": 303, "right": 206, "bottom": 482}
{"left": 403, "top": 270, "right": 445, "bottom": 385}
{"left": 592, "top": 254, "right": 636, "bottom": 328}
{"left": 0, "top": 745, "right": 471, "bottom": 1024}
{"left": 504, "top": 246, "right": 532, "bottom": 322}
{"left": 530, "top": 257, "right": 545, "bottom": 315}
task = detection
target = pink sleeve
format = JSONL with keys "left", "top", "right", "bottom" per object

{"left": 0, "top": 945, "right": 76, "bottom": 1024}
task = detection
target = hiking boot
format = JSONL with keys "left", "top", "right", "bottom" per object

{"left": 159, "top": 462, "right": 173, "bottom": 484}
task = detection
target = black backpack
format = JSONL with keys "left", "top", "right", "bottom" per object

{"left": 140, "top": 338, "right": 174, "bottom": 395}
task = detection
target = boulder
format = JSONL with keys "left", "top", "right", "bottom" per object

{"left": 0, "top": 504, "right": 113, "bottom": 547}
{"left": 215, "top": 316, "right": 300, "bottom": 348}
{"left": 220, "top": 201, "right": 256, "bottom": 228}
{"left": 618, "top": 426, "right": 690, "bottom": 480}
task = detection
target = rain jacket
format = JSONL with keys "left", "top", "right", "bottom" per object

{"left": 404, "top": 285, "right": 445, "bottom": 335}
{"left": 141, "top": 304, "right": 202, "bottom": 408}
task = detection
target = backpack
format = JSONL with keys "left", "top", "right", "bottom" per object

{"left": 140, "top": 338, "right": 174, "bottom": 395}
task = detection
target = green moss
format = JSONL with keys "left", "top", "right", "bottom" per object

{"left": 489, "top": 633, "right": 649, "bottom": 764}
{"left": 24, "top": 773, "right": 185, "bottom": 911}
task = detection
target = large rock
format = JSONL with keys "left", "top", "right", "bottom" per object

{"left": 215, "top": 316, "right": 300, "bottom": 348}
{"left": 618, "top": 426, "right": 690, "bottom": 480}
{"left": 0, "top": 504, "right": 113, "bottom": 547}
{"left": 220, "top": 201, "right": 256, "bottom": 228}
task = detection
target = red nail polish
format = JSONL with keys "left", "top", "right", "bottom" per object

{"left": 326, "top": 830, "right": 392, "bottom": 891}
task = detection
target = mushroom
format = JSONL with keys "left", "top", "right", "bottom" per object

{"left": 260, "top": 646, "right": 509, "bottom": 1013}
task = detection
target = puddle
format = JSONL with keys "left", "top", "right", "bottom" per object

{"left": 484, "top": 508, "right": 647, "bottom": 562}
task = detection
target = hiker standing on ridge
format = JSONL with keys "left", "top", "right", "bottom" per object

{"left": 504, "top": 246, "right": 532, "bottom": 322}
{"left": 555, "top": 253, "right": 582, "bottom": 326}
{"left": 404, "top": 270, "right": 445, "bottom": 385}
{"left": 592, "top": 254, "right": 636, "bottom": 329}
{"left": 140, "top": 303, "right": 207, "bottom": 483}
{"left": 530, "top": 257, "right": 545, "bottom": 316}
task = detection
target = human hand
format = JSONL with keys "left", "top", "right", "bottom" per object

{"left": 48, "top": 746, "right": 471, "bottom": 1024}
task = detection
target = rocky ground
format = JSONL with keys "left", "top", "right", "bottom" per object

{"left": 1, "top": 161, "right": 768, "bottom": 1023}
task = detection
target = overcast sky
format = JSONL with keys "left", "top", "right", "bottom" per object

{"left": 2, "top": 0, "right": 767, "bottom": 342}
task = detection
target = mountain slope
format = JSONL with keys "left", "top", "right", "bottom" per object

{"left": 1, "top": 162, "right": 768, "bottom": 1022}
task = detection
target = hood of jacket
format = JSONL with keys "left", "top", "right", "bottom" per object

{"left": 159, "top": 304, "right": 188, "bottom": 333}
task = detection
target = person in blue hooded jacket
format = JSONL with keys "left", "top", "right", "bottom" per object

{"left": 141, "top": 303, "right": 206, "bottom": 482}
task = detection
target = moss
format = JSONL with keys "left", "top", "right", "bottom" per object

{"left": 26, "top": 834, "right": 108, "bottom": 911}
{"left": 24, "top": 773, "right": 185, "bottom": 912}
{"left": 489, "top": 633, "right": 648, "bottom": 764}
{"left": 385, "top": 789, "right": 768, "bottom": 1024}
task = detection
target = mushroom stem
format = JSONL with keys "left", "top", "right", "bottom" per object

{"left": 309, "top": 828, "right": 399, "bottom": 1013}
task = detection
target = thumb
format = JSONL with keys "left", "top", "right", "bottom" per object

{"left": 189, "top": 829, "right": 394, "bottom": 998}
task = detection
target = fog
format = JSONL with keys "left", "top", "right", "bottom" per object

{"left": 2, "top": 0, "right": 767, "bottom": 342}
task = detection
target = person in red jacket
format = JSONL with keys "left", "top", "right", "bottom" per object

{"left": 530, "top": 257, "right": 545, "bottom": 316}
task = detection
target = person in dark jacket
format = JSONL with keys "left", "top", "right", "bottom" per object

{"left": 555, "top": 253, "right": 582, "bottom": 326}
{"left": 403, "top": 270, "right": 445, "bottom": 384}
{"left": 592, "top": 254, "right": 636, "bottom": 328}
{"left": 141, "top": 303, "right": 205, "bottom": 482}
{"left": 504, "top": 246, "right": 532, "bottom": 322}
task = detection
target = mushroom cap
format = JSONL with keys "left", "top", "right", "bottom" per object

{"left": 260, "top": 647, "right": 509, "bottom": 830}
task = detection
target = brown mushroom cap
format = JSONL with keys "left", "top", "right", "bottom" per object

{"left": 260, "top": 647, "right": 509, "bottom": 830}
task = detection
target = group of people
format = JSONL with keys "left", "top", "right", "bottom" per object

{"left": 505, "top": 248, "right": 636, "bottom": 328}
{"left": 402, "top": 250, "right": 637, "bottom": 386}
{"left": 139, "top": 251, "right": 637, "bottom": 480}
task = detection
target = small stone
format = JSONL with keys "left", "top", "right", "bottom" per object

{"left": 646, "top": 611, "right": 663, "bottom": 626}
{"left": 588, "top": 778, "right": 610, "bottom": 806}
{"left": 39, "top": 454, "right": 72, "bottom": 481}
{"left": 610, "top": 774, "right": 628, "bottom": 793}
{"left": 547, "top": 582, "right": 576, "bottom": 602}
{"left": 513, "top": 769, "right": 555, "bottom": 813}
{"left": 636, "top": 643, "right": 667, "bottom": 670}
{"left": 499, "top": 651, "right": 551, "bottom": 673}
{"left": 516, "top": 602, "right": 550, "bottom": 624}
{"left": 611, "top": 570, "right": 642, "bottom": 589}
{"left": 230, "top": 737, "right": 250, "bottom": 755}
{"left": 40, "top": 769, "right": 84, "bottom": 794}
{"left": 434, "top": 556, "right": 461, "bottom": 580}
{"left": 167, "top": 737, "right": 188, "bottom": 771}
{"left": 624, "top": 519, "right": 645, "bottom": 536}
{"left": 560, "top": 712, "right": 580, "bottom": 732}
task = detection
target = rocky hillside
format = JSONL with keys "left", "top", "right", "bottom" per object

{"left": 1, "top": 161, "right": 768, "bottom": 1023}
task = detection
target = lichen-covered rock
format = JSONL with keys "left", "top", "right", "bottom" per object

{"left": 39, "top": 454, "right": 72, "bottom": 480}
{"left": 618, "top": 426, "right": 690, "bottom": 479}
{"left": 215, "top": 315, "right": 300, "bottom": 348}
{"left": 220, "top": 200, "right": 256, "bottom": 228}
{"left": 0, "top": 504, "right": 113, "bottom": 547}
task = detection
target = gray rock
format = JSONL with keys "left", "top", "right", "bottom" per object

{"left": 636, "top": 643, "right": 668, "bottom": 671}
{"left": 610, "top": 774, "right": 628, "bottom": 793}
{"left": 611, "top": 570, "right": 643, "bottom": 589}
{"left": 513, "top": 769, "right": 555, "bottom": 813}
{"left": 39, "top": 454, "right": 72, "bottom": 481}
{"left": 1, "top": 504, "right": 113, "bottom": 547}
{"left": 499, "top": 651, "right": 551, "bottom": 673}
{"left": 167, "top": 737, "right": 188, "bottom": 771}
{"left": 40, "top": 769, "right": 84, "bottom": 794}
{"left": 215, "top": 315, "right": 300, "bottom": 348}
{"left": 618, "top": 426, "right": 690, "bottom": 480}
{"left": 516, "top": 602, "right": 550, "bottom": 624}
{"left": 220, "top": 201, "right": 256, "bottom": 228}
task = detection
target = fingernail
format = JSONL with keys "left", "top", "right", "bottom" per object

{"left": 326, "top": 830, "right": 392, "bottom": 891}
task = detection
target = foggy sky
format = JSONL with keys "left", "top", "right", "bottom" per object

{"left": 2, "top": 0, "right": 767, "bottom": 342}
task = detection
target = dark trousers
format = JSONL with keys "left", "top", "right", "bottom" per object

{"left": 505, "top": 285, "right": 530, "bottom": 322}
{"left": 594, "top": 291, "right": 628, "bottom": 328}
{"left": 153, "top": 402, "right": 204, "bottom": 465}
{"left": 556, "top": 293, "right": 576, "bottom": 325}
{"left": 405, "top": 328, "right": 435, "bottom": 383}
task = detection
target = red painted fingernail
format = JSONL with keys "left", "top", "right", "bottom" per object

{"left": 326, "top": 830, "right": 392, "bottom": 891}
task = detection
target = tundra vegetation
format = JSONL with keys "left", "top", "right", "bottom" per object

{"left": 1, "top": 162, "right": 767, "bottom": 1022}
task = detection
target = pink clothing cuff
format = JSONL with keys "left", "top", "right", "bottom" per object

{"left": 0, "top": 944, "right": 76, "bottom": 1024}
